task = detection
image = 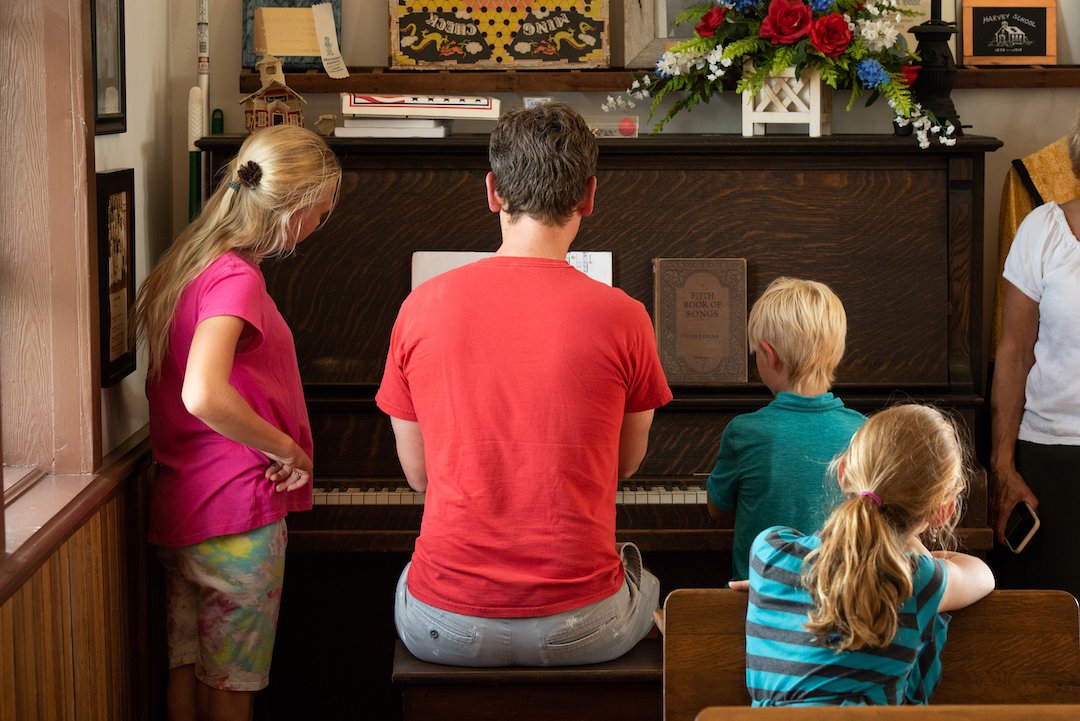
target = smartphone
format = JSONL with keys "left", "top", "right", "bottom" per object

{"left": 1004, "top": 501, "right": 1040, "bottom": 554}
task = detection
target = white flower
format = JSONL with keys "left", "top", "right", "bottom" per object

{"left": 656, "top": 51, "right": 680, "bottom": 77}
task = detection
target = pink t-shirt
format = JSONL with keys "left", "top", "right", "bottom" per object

{"left": 147, "top": 251, "right": 312, "bottom": 547}
{"left": 376, "top": 256, "right": 672, "bottom": 617}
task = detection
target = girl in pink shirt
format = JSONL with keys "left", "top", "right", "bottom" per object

{"left": 135, "top": 125, "right": 340, "bottom": 721}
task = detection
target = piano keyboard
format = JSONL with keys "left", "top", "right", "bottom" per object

{"left": 312, "top": 482, "right": 709, "bottom": 507}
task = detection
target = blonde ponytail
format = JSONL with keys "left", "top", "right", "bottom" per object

{"left": 135, "top": 125, "right": 341, "bottom": 376}
{"left": 803, "top": 404, "right": 968, "bottom": 651}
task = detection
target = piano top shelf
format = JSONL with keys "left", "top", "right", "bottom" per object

{"left": 239, "top": 65, "right": 1080, "bottom": 94}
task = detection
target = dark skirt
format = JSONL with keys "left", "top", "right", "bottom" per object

{"left": 989, "top": 440, "right": 1080, "bottom": 600}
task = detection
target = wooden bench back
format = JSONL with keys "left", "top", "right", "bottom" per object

{"left": 694, "top": 703, "right": 1080, "bottom": 720}
{"left": 662, "top": 589, "right": 1080, "bottom": 721}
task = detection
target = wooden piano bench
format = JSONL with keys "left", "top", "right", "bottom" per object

{"left": 391, "top": 637, "right": 663, "bottom": 721}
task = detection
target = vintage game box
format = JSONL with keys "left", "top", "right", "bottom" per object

{"left": 389, "top": 1, "right": 608, "bottom": 70}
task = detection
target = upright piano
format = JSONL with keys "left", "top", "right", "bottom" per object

{"left": 200, "top": 133, "right": 1001, "bottom": 720}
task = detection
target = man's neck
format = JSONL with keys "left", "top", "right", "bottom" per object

{"left": 494, "top": 211, "right": 579, "bottom": 260}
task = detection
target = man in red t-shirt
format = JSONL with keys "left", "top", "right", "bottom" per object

{"left": 376, "top": 102, "right": 672, "bottom": 667}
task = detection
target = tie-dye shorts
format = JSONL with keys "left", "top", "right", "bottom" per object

{"left": 158, "top": 519, "right": 287, "bottom": 691}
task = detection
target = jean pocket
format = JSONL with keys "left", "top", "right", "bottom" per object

{"left": 409, "top": 599, "right": 478, "bottom": 647}
{"left": 544, "top": 607, "right": 620, "bottom": 650}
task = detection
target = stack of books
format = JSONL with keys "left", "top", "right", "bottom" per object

{"left": 335, "top": 94, "right": 501, "bottom": 138}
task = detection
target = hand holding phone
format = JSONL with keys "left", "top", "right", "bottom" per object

{"left": 1003, "top": 501, "right": 1040, "bottom": 554}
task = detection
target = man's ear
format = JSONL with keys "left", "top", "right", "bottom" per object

{"left": 485, "top": 172, "right": 503, "bottom": 214}
{"left": 576, "top": 176, "right": 597, "bottom": 218}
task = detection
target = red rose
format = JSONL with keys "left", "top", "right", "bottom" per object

{"left": 760, "top": 0, "right": 813, "bottom": 45}
{"left": 695, "top": 6, "right": 729, "bottom": 38}
{"left": 808, "top": 12, "right": 852, "bottom": 58}
{"left": 900, "top": 64, "right": 922, "bottom": 86}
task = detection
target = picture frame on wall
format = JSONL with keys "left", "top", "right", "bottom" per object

{"left": 96, "top": 170, "right": 136, "bottom": 387}
{"left": 242, "top": 0, "right": 342, "bottom": 70}
{"left": 620, "top": 0, "right": 683, "bottom": 69}
{"left": 91, "top": 0, "right": 126, "bottom": 134}
{"left": 961, "top": 0, "right": 1057, "bottom": 65}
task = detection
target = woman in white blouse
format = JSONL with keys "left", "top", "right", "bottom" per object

{"left": 991, "top": 107, "right": 1080, "bottom": 598}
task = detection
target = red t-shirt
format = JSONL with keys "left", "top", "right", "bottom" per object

{"left": 376, "top": 256, "right": 672, "bottom": 617}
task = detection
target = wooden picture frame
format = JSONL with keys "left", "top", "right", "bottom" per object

{"left": 96, "top": 170, "right": 136, "bottom": 387}
{"left": 961, "top": 0, "right": 1056, "bottom": 65}
{"left": 618, "top": 0, "right": 679, "bottom": 69}
{"left": 91, "top": 0, "right": 126, "bottom": 134}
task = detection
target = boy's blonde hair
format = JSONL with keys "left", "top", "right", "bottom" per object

{"left": 135, "top": 125, "right": 341, "bottom": 376}
{"left": 803, "top": 404, "right": 969, "bottom": 652}
{"left": 746, "top": 277, "right": 846, "bottom": 393}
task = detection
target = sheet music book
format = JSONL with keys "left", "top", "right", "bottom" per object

{"left": 333, "top": 125, "right": 449, "bottom": 138}
{"left": 653, "top": 257, "right": 748, "bottom": 385}
{"left": 412, "top": 251, "right": 613, "bottom": 289}
{"left": 342, "top": 117, "right": 447, "bottom": 128}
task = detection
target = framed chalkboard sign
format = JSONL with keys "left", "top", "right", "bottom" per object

{"left": 962, "top": 0, "right": 1057, "bottom": 65}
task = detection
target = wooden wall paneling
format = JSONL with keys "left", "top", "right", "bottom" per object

{"left": 0, "top": 441, "right": 160, "bottom": 720}
{"left": 0, "top": 601, "right": 15, "bottom": 721}
{"left": 70, "top": 513, "right": 110, "bottom": 721}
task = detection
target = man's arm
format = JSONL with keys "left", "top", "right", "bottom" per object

{"left": 390, "top": 416, "right": 428, "bottom": 492}
{"left": 618, "top": 409, "right": 655, "bottom": 479}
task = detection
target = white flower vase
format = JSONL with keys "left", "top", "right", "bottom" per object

{"left": 742, "top": 65, "right": 832, "bottom": 137}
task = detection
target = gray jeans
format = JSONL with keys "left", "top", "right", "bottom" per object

{"left": 394, "top": 543, "right": 660, "bottom": 667}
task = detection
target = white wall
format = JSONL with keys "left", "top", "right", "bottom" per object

{"left": 95, "top": 0, "right": 172, "bottom": 455}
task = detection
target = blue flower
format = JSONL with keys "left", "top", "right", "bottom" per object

{"left": 856, "top": 59, "right": 890, "bottom": 89}
{"left": 724, "top": 0, "right": 762, "bottom": 13}
{"left": 809, "top": 0, "right": 834, "bottom": 11}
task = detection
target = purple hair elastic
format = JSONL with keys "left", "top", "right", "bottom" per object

{"left": 859, "top": 490, "right": 883, "bottom": 508}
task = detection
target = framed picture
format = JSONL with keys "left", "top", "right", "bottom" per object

{"left": 91, "top": 0, "right": 126, "bottom": 134}
{"left": 243, "top": 0, "right": 342, "bottom": 70}
{"left": 961, "top": 0, "right": 1057, "bottom": 65}
{"left": 96, "top": 170, "right": 136, "bottom": 387}
{"left": 620, "top": 0, "right": 686, "bottom": 69}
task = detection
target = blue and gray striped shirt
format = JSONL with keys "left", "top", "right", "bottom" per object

{"left": 746, "top": 526, "right": 950, "bottom": 706}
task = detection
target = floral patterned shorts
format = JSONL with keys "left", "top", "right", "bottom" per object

{"left": 158, "top": 519, "right": 287, "bottom": 692}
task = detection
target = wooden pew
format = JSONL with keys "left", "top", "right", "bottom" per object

{"left": 695, "top": 704, "right": 1080, "bottom": 720}
{"left": 662, "top": 589, "right": 1080, "bottom": 721}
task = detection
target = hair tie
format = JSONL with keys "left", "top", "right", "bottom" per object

{"left": 228, "top": 181, "right": 240, "bottom": 191}
{"left": 236, "top": 160, "right": 263, "bottom": 189}
{"left": 858, "top": 490, "right": 883, "bottom": 508}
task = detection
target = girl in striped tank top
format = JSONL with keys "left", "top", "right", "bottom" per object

{"left": 744, "top": 404, "right": 995, "bottom": 706}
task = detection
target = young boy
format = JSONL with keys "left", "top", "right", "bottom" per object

{"left": 707, "top": 277, "right": 865, "bottom": 581}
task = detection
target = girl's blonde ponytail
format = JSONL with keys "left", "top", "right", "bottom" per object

{"left": 802, "top": 404, "right": 968, "bottom": 651}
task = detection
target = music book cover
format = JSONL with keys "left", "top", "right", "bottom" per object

{"left": 653, "top": 258, "right": 748, "bottom": 385}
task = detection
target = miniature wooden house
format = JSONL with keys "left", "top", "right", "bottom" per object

{"left": 240, "top": 55, "right": 306, "bottom": 132}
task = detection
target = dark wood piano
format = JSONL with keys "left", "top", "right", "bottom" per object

{"left": 201, "top": 133, "right": 1001, "bottom": 721}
